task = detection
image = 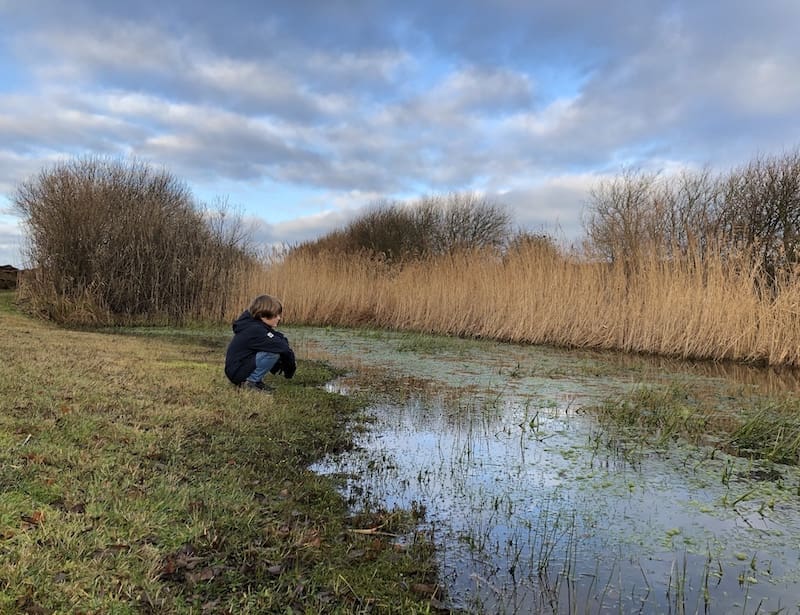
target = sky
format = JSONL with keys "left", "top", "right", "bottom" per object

{"left": 1, "top": 0, "right": 799, "bottom": 267}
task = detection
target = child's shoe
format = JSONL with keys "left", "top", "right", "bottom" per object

{"left": 240, "top": 380, "right": 274, "bottom": 392}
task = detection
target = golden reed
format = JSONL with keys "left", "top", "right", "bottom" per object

{"left": 226, "top": 244, "right": 800, "bottom": 367}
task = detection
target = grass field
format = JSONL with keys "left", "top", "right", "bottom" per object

{"left": 0, "top": 291, "right": 437, "bottom": 614}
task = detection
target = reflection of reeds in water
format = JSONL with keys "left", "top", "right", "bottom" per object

{"left": 231, "top": 244, "right": 800, "bottom": 367}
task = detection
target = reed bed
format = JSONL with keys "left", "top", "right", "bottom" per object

{"left": 230, "top": 244, "right": 800, "bottom": 368}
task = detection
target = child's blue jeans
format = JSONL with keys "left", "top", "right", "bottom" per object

{"left": 247, "top": 352, "right": 279, "bottom": 383}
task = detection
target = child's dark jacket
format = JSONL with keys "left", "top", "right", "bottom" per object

{"left": 224, "top": 310, "right": 297, "bottom": 384}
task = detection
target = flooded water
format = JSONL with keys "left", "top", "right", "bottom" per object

{"left": 291, "top": 327, "right": 800, "bottom": 614}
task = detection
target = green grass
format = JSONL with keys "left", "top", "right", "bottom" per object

{"left": 589, "top": 383, "right": 800, "bottom": 465}
{"left": 0, "top": 291, "right": 438, "bottom": 614}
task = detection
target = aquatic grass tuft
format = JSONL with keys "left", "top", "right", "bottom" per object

{"left": 589, "top": 384, "right": 712, "bottom": 450}
{"left": 729, "top": 401, "right": 800, "bottom": 465}
{"left": 589, "top": 383, "right": 800, "bottom": 465}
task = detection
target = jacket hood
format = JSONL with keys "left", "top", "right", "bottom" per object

{"left": 232, "top": 310, "right": 258, "bottom": 334}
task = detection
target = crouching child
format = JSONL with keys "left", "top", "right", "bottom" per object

{"left": 224, "top": 294, "right": 296, "bottom": 392}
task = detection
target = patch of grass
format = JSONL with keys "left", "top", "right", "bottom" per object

{"left": 0, "top": 289, "right": 22, "bottom": 315}
{"left": 730, "top": 401, "right": 800, "bottom": 465}
{"left": 589, "top": 382, "right": 800, "bottom": 465}
{"left": 0, "top": 291, "right": 438, "bottom": 613}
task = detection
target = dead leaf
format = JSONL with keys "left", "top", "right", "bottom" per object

{"left": 185, "top": 566, "right": 218, "bottom": 585}
{"left": 138, "top": 533, "right": 159, "bottom": 545}
{"left": 296, "top": 529, "right": 322, "bottom": 548}
{"left": 21, "top": 510, "right": 45, "bottom": 526}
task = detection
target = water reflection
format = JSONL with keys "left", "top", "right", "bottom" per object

{"left": 298, "top": 327, "right": 800, "bottom": 614}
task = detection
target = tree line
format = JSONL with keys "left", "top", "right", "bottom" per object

{"left": 12, "top": 148, "right": 800, "bottom": 325}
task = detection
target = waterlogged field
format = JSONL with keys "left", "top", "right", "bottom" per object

{"left": 292, "top": 327, "right": 800, "bottom": 614}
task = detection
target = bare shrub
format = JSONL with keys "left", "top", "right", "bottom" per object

{"left": 14, "top": 157, "right": 252, "bottom": 323}
{"left": 292, "top": 192, "right": 511, "bottom": 262}
{"left": 287, "top": 228, "right": 355, "bottom": 260}
{"left": 584, "top": 149, "right": 800, "bottom": 285}
{"left": 345, "top": 200, "right": 429, "bottom": 260}
{"left": 659, "top": 168, "right": 724, "bottom": 258}
{"left": 422, "top": 193, "right": 511, "bottom": 254}
{"left": 718, "top": 151, "right": 800, "bottom": 283}
{"left": 504, "top": 231, "right": 560, "bottom": 261}
{"left": 583, "top": 169, "right": 665, "bottom": 263}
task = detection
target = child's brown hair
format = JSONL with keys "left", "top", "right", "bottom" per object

{"left": 248, "top": 294, "right": 283, "bottom": 320}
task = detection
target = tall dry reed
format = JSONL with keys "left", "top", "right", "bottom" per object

{"left": 227, "top": 244, "right": 800, "bottom": 367}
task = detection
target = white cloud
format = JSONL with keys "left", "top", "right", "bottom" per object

{"left": 0, "top": 0, "right": 799, "bottom": 258}
{"left": 492, "top": 174, "right": 600, "bottom": 240}
{"left": 719, "top": 55, "right": 800, "bottom": 115}
{"left": 434, "top": 66, "right": 535, "bottom": 114}
{"left": 0, "top": 214, "right": 25, "bottom": 267}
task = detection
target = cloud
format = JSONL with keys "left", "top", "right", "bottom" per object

{"left": 242, "top": 188, "right": 388, "bottom": 248}
{"left": 490, "top": 174, "right": 600, "bottom": 241}
{"left": 0, "top": 150, "right": 68, "bottom": 197}
{"left": 0, "top": 214, "right": 25, "bottom": 267}
{"left": 431, "top": 67, "right": 535, "bottom": 114}
{"left": 0, "top": 0, "right": 799, "bottom": 260}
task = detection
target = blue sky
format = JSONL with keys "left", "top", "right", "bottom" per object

{"left": 2, "top": 0, "right": 800, "bottom": 267}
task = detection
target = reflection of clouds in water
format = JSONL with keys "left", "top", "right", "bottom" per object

{"left": 304, "top": 326, "right": 800, "bottom": 613}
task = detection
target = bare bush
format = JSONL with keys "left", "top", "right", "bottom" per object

{"left": 660, "top": 168, "right": 724, "bottom": 256}
{"left": 292, "top": 192, "right": 511, "bottom": 262}
{"left": 718, "top": 151, "right": 800, "bottom": 282}
{"left": 504, "top": 231, "right": 560, "bottom": 261}
{"left": 422, "top": 193, "right": 511, "bottom": 254}
{"left": 583, "top": 169, "right": 665, "bottom": 263}
{"left": 583, "top": 149, "right": 800, "bottom": 284}
{"left": 346, "top": 200, "right": 430, "bottom": 259}
{"left": 14, "top": 157, "right": 252, "bottom": 323}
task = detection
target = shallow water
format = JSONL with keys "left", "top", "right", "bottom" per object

{"left": 291, "top": 327, "right": 800, "bottom": 614}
